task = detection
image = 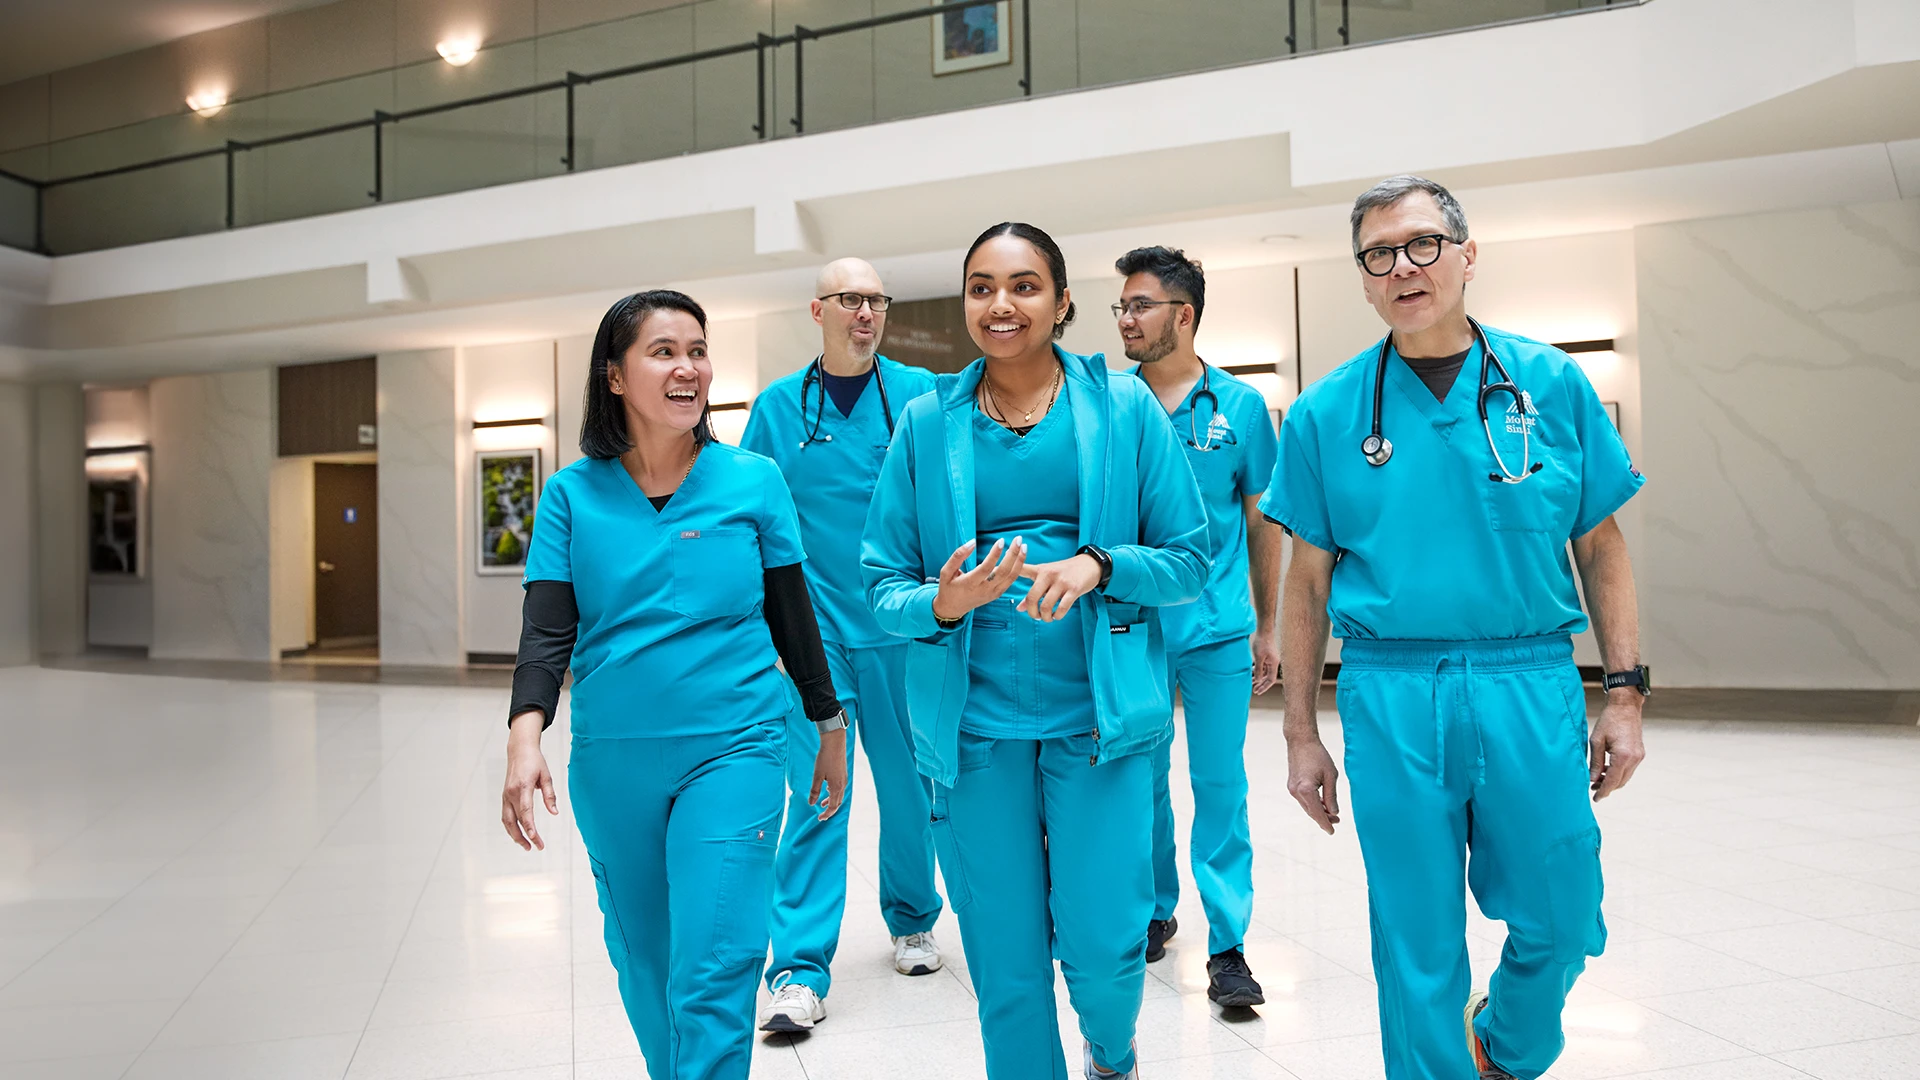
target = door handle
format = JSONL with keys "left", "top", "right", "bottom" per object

{"left": 318, "top": 561, "right": 336, "bottom": 573}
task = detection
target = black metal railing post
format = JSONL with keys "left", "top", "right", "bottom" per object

{"left": 790, "top": 25, "right": 813, "bottom": 134}
{"left": 1340, "top": 0, "right": 1350, "bottom": 44}
{"left": 563, "top": 73, "right": 583, "bottom": 171}
{"left": 1020, "top": 0, "right": 1033, "bottom": 95}
{"left": 224, "top": 141, "right": 240, "bottom": 228}
{"left": 754, "top": 34, "right": 775, "bottom": 138}
{"left": 1286, "top": 0, "right": 1297, "bottom": 53}
{"left": 370, "top": 110, "right": 391, "bottom": 202}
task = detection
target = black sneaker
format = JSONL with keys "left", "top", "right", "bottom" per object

{"left": 1206, "top": 948, "right": 1265, "bottom": 1007}
{"left": 1144, "top": 916, "right": 1177, "bottom": 963}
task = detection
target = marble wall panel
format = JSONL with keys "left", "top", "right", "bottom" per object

{"left": 378, "top": 349, "right": 464, "bottom": 665}
{"left": 1637, "top": 198, "right": 1920, "bottom": 688}
{"left": 149, "top": 369, "right": 276, "bottom": 661}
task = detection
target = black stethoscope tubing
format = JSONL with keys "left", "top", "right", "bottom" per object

{"left": 799, "top": 356, "right": 894, "bottom": 448}
{"left": 1361, "top": 317, "right": 1541, "bottom": 483}
{"left": 1188, "top": 362, "right": 1224, "bottom": 452}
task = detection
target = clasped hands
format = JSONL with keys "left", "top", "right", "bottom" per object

{"left": 930, "top": 538, "right": 1102, "bottom": 624}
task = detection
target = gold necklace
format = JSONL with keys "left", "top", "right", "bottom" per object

{"left": 983, "top": 363, "right": 1062, "bottom": 426}
{"left": 679, "top": 440, "right": 700, "bottom": 486}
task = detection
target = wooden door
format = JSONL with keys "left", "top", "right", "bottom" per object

{"left": 313, "top": 463, "right": 380, "bottom": 645}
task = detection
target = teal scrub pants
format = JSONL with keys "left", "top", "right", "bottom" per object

{"left": 570, "top": 723, "right": 786, "bottom": 1080}
{"left": 1149, "top": 636, "right": 1256, "bottom": 955}
{"left": 766, "top": 641, "right": 943, "bottom": 997}
{"left": 932, "top": 732, "right": 1154, "bottom": 1079}
{"left": 1337, "top": 636, "right": 1607, "bottom": 1080}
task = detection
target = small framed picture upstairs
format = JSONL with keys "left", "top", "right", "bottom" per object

{"left": 933, "top": 1, "right": 1013, "bottom": 76}
{"left": 476, "top": 448, "right": 541, "bottom": 576}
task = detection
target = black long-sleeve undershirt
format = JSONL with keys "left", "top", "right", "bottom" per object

{"left": 508, "top": 565, "right": 840, "bottom": 730}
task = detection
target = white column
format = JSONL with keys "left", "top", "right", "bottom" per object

{"left": 378, "top": 348, "right": 464, "bottom": 666}
{"left": 150, "top": 369, "right": 275, "bottom": 661}
{"left": 0, "top": 382, "right": 33, "bottom": 665}
{"left": 35, "top": 383, "right": 86, "bottom": 658}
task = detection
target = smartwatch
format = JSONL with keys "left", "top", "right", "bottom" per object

{"left": 1075, "top": 545, "right": 1114, "bottom": 590}
{"left": 813, "top": 709, "right": 850, "bottom": 734}
{"left": 1602, "top": 666, "right": 1652, "bottom": 697}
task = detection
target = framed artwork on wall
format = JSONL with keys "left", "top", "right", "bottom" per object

{"left": 1602, "top": 400, "right": 1622, "bottom": 430}
{"left": 933, "top": 1, "right": 1013, "bottom": 75}
{"left": 88, "top": 477, "right": 141, "bottom": 577}
{"left": 477, "top": 449, "right": 541, "bottom": 576}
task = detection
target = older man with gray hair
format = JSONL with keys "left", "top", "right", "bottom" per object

{"left": 1260, "top": 176, "right": 1648, "bottom": 1080}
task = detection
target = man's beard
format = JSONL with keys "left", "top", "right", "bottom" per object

{"left": 1124, "top": 320, "right": 1178, "bottom": 364}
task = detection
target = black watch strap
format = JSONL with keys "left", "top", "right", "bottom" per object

{"left": 1602, "top": 665, "right": 1651, "bottom": 696}
{"left": 1076, "top": 545, "right": 1114, "bottom": 590}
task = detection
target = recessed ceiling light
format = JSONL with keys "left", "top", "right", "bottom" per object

{"left": 186, "top": 91, "right": 227, "bottom": 117}
{"left": 1259, "top": 234, "right": 1300, "bottom": 245}
{"left": 437, "top": 37, "right": 481, "bottom": 66}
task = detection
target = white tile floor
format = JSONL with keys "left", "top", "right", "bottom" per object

{"left": 3, "top": 666, "right": 1919, "bottom": 1080}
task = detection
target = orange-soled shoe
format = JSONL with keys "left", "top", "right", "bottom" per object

{"left": 1464, "top": 991, "right": 1517, "bottom": 1079}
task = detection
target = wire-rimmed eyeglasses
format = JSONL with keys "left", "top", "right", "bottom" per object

{"left": 1110, "top": 298, "right": 1188, "bottom": 319}
{"left": 1356, "top": 233, "right": 1455, "bottom": 277}
{"left": 819, "top": 292, "right": 893, "bottom": 312}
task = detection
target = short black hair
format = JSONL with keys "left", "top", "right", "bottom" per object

{"left": 1114, "top": 246, "right": 1205, "bottom": 332}
{"left": 964, "top": 222, "right": 1077, "bottom": 340}
{"left": 580, "top": 289, "right": 714, "bottom": 460}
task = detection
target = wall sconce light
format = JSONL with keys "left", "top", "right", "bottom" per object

{"left": 437, "top": 37, "right": 481, "bottom": 66}
{"left": 1554, "top": 338, "right": 1619, "bottom": 375}
{"left": 186, "top": 91, "right": 227, "bottom": 117}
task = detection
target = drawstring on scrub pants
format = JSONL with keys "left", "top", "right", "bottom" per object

{"left": 1431, "top": 656, "right": 1490, "bottom": 789}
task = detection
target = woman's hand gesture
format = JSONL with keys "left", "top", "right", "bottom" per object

{"left": 502, "top": 711, "right": 559, "bottom": 851}
{"left": 1015, "top": 554, "right": 1103, "bottom": 622}
{"left": 810, "top": 728, "right": 850, "bottom": 821}
{"left": 931, "top": 537, "right": 1027, "bottom": 623}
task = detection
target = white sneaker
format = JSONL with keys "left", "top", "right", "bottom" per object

{"left": 758, "top": 973, "right": 826, "bottom": 1033}
{"left": 893, "top": 931, "right": 943, "bottom": 976}
{"left": 1084, "top": 1040, "right": 1140, "bottom": 1079}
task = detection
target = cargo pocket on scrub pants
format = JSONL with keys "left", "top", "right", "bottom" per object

{"left": 589, "top": 857, "right": 631, "bottom": 960}
{"left": 1545, "top": 828, "right": 1607, "bottom": 963}
{"left": 710, "top": 830, "right": 779, "bottom": 966}
{"left": 927, "top": 794, "right": 973, "bottom": 913}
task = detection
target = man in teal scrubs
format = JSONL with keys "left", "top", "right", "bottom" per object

{"left": 1114, "top": 246, "right": 1281, "bottom": 1007}
{"left": 742, "top": 258, "right": 945, "bottom": 1033}
{"left": 1264, "top": 176, "right": 1648, "bottom": 1080}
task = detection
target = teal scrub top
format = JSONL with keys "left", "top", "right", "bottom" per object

{"left": 740, "top": 357, "right": 937, "bottom": 649}
{"left": 1131, "top": 365, "right": 1280, "bottom": 654}
{"left": 963, "top": 391, "right": 1095, "bottom": 740}
{"left": 524, "top": 446, "right": 806, "bottom": 738}
{"left": 1259, "top": 324, "right": 1643, "bottom": 642}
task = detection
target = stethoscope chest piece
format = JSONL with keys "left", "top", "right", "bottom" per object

{"left": 1362, "top": 433, "right": 1393, "bottom": 467}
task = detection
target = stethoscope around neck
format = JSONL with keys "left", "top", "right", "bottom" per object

{"left": 1361, "top": 318, "right": 1542, "bottom": 484}
{"left": 799, "top": 355, "right": 894, "bottom": 448}
{"left": 1186, "top": 362, "right": 1226, "bottom": 452}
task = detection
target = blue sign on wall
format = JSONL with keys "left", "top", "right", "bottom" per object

{"left": 345, "top": 507, "right": 358, "bottom": 524}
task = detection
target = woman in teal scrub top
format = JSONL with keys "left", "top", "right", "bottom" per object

{"left": 499, "top": 290, "right": 850, "bottom": 1080}
{"left": 861, "top": 223, "right": 1209, "bottom": 1080}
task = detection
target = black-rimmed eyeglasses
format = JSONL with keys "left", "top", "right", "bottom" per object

{"left": 819, "top": 292, "right": 893, "bottom": 312}
{"left": 1356, "top": 233, "right": 1454, "bottom": 277}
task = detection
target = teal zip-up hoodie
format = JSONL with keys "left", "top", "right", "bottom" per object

{"left": 859, "top": 345, "right": 1209, "bottom": 787}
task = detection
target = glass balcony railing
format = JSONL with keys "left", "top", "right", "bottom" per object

{"left": 0, "top": 0, "right": 1637, "bottom": 257}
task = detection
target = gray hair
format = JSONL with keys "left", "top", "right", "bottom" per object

{"left": 1350, "top": 174, "right": 1469, "bottom": 254}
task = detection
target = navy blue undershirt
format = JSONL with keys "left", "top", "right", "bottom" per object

{"left": 821, "top": 367, "right": 874, "bottom": 418}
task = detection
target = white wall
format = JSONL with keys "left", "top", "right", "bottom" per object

{"left": 463, "top": 339, "right": 557, "bottom": 657}
{"left": 0, "top": 383, "right": 32, "bottom": 665}
{"left": 378, "top": 348, "right": 463, "bottom": 665}
{"left": 35, "top": 383, "right": 85, "bottom": 657}
{"left": 269, "top": 457, "right": 314, "bottom": 655}
{"left": 1638, "top": 196, "right": 1920, "bottom": 689}
{"left": 149, "top": 369, "right": 275, "bottom": 661}
{"left": 84, "top": 386, "right": 153, "bottom": 649}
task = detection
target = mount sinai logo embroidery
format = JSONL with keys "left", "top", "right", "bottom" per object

{"left": 1503, "top": 390, "right": 1539, "bottom": 435}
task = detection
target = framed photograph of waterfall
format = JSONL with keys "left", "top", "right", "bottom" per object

{"left": 476, "top": 449, "right": 540, "bottom": 575}
{"left": 933, "top": 1, "right": 1012, "bottom": 75}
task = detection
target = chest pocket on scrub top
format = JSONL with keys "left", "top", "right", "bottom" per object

{"left": 1483, "top": 432, "right": 1578, "bottom": 534}
{"left": 670, "top": 527, "right": 761, "bottom": 619}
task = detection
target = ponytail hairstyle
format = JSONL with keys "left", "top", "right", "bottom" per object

{"left": 963, "top": 222, "right": 1077, "bottom": 340}
{"left": 580, "top": 289, "right": 714, "bottom": 459}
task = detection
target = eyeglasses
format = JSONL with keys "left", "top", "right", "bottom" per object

{"left": 1356, "top": 233, "right": 1454, "bottom": 277}
{"left": 1110, "top": 298, "right": 1187, "bottom": 319}
{"left": 819, "top": 292, "right": 893, "bottom": 312}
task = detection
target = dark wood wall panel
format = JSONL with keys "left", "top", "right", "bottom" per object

{"left": 279, "top": 356, "right": 376, "bottom": 457}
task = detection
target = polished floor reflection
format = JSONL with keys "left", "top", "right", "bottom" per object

{"left": 3, "top": 666, "right": 1918, "bottom": 1080}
